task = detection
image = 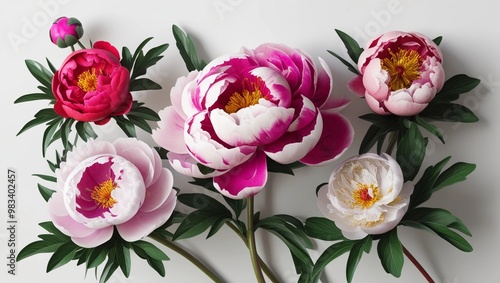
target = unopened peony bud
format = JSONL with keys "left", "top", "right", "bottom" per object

{"left": 49, "top": 17, "right": 84, "bottom": 48}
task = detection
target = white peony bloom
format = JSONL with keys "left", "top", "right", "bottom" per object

{"left": 317, "top": 153, "right": 413, "bottom": 239}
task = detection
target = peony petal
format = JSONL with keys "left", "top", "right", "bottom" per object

{"left": 347, "top": 75, "right": 366, "bottom": 97}
{"left": 300, "top": 111, "right": 353, "bottom": 166}
{"left": 152, "top": 107, "right": 188, "bottom": 154}
{"left": 213, "top": 150, "right": 268, "bottom": 199}
{"left": 167, "top": 152, "right": 227, "bottom": 178}
{"left": 117, "top": 190, "right": 177, "bottom": 242}
{"left": 140, "top": 169, "right": 174, "bottom": 212}
{"left": 72, "top": 227, "right": 114, "bottom": 248}
{"left": 312, "top": 57, "right": 333, "bottom": 107}
{"left": 170, "top": 71, "right": 199, "bottom": 120}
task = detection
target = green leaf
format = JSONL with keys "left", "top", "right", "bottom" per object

{"left": 129, "top": 78, "right": 162, "bottom": 91}
{"left": 197, "top": 163, "right": 216, "bottom": 175}
{"left": 114, "top": 116, "right": 137, "bottom": 138}
{"left": 206, "top": 216, "right": 231, "bottom": 238}
{"left": 99, "top": 251, "right": 119, "bottom": 283}
{"left": 224, "top": 197, "right": 247, "bottom": 219}
{"left": 132, "top": 240, "right": 169, "bottom": 261}
{"left": 121, "top": 46, "right": 134, "bottom": 71}
{"left": 435, "top": 74, "right": 481, "bottom": 102}
{"left": 75, "top": 121, "right": 97, "bottom": 141}
{"left": 37, "top": 183, "right": 55, "bottom": 202}
{"left": 42, "top": 118, "right": 63, "bottom": 157}
{"left": 266, "top": 157, "right": 295, "bottom": 175}
{"left": 132, "top": 37, "right": 154, "bottom": 63}
{"left": 346, "top": 236, "right": 372, "bottom": 283}
{"left": 172, "top": 25, "right": 206, "bottom": 71}
{"left": 312, "top": 241, "right": 355, "bottom": 278}
{"left": 115, "top": 241, "right": 131, "bottom": 278}
{"left": 334, "top": 29, "right": 364, "bottom": 64}
{"left": 433, "top": 162, "right": 476, "bottom": 192}
{"left": 421, "top": 102, "right": 479, "bottom": 122}
{"left": 305, "top": 217, "right": 345, "bottom": 241}
{"left": 39, "top": 222, "right": 70, "bottom": 241}
{"left": 433, "top": 36, "right": 443, "bottom": 46}
{"left": 127, "top": 114, "right": 152, "bottom": 134}
{"left": 129, "top": 104, "right": 160, "bottom": 121}
{"left": 17, "top": 112, "right": 57, "bottom": 136}
{"left": 178, "top": 193, "right": 231, "bottom": 214}
{"left": 327, "top": 50, "right": 360, "bottom": 75}
{"left": 396, "top": 122, "right": 427, "bottom": 181}
{"left": 377, "top": 229, "right": 403, "bottom": 277}
{"left": 173, "top": 210, "right": 220, "bottom": 240}
{"left": 33, "top": 174, "right": 57, "bottom": 182}
{"left": 14, "top": 93, "right": 53, "bottom": 103}
{"left": 87, "top": 247, "right": 109, "bottom": 269}
{"left": 146, "top": 257, "right": 166, "bottom": 277}
{"left": 46, "top": 242, "right": 79, "bottom": 272}
{"left": 425, "top": 223, "right": 473, "bottom": 252}
{"left": 403, "top": 207, "right": 472, "bottom": 237}
{"left": 46, "top": 57, "right": 57, "bottom": 74}
{"left": 60, "top": 118, "right": 75, "bottom": 149}
{"left": 415, "top": 115, "right": 445, "bottom": 143}
{"left": 25, "top": 59, "right": 53, "bottom": 89}
{"left": 409, "top": 156, "right": 451, "bottom": 208}
{"left": 17, "top": 240, "right": 63, "bottom": 261}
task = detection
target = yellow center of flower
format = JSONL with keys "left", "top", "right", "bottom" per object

{"left": 77, "top": 68, "right": 99, "bottom": 92}
{"left": 224, "top": 78, "right": 265, "bottom": 114}
{"left": 90, "top": 178, "right": 118, "bottom": 209}
{"left": 381, "top": 48, "right": 423, "bottom": 91}
{"left": 352, "top": 183, "right": 381, "bottom": 209}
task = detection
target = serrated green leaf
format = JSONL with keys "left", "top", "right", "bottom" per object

{"left": 312, "top": 241, "right": 355, "bottom": 278}
{"left": 396, "top": 122, "right": 427, "bottom": 181}
{"left": 346, "top": 236, "right": 372, "bottom": 283}
{"left": 173, "top": 211, "right": 220, "bottom": 240}
{"left": 37, "top": 183, "right": 55, "bottom": 202}
{"left": 334, "top": 29, "right": 364, "bottom": 64}
{"left": 435, "top": 74, "right": 481, "bottom": 102}
{"left": 432, "top": 162, "right": 476, "bottom": 192}
{"left": 14, "top": 93, "right": 53, "bottom": 103}
{"left": 25, "top": 59, "right": 53, "bottom": 89}
{"left": 377, "top": 229, "right": 403, "bottom": 277}
{"left": 46, "top": 242, "right": 79, "bottom": 272}
{"left": 17, "top": 240, "right": 63, "bottom": 261}
{"left": 415, "top": 115, "right": 445, "bottom": 143}
{"left": 305, "top": 217, "right": 345, "bottom": 241}
{"left": 327, "top": 50, "right": 360, "bottom": 75}
{"left": 129, "top": 78, "right": 162, "bottom": 91}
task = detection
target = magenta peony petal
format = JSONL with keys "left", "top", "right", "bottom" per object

{"left": 213, "top": 150, "right": 268, "bottom": 199}
{"left": 300, "top": 111, "right": 354, "bottom": 166}
{"left": 347, "top": 75, "right": 366, "bottom": 97}
{"left": 72, "top": 227, "right": 114, "bottom": 248}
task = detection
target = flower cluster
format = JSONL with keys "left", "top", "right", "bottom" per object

{"left": 15, "top": 17, "right": 479, "bottom": 283}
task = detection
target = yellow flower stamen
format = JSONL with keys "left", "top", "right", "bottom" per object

{"left": 224, "top": 78, "right": 265, "bottom": 114}
{"left": 381, "top": 48, "right": 423, "bottom": 91}
{"left": 352, "top": 183, "right": 381, "bottom": 209}
{"left": 90, "top": 178, "right": 118, "bottom": 209}
{"left": 77, "top": 68, "right": 99, "bottom": 92}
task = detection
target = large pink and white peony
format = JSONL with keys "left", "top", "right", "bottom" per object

{"left": 153, "top": 43, "right": 353, "bottom": 199}
{"left": 48, "top": 138, "right": 177, "bottom": 248}
{"left": 317, "top": 153, "right": 413, "bottom": 239}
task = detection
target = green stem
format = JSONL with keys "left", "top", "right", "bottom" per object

{"left": 226, "top": 222, "right": 280, "bottom": 283}
{"left": 149, "top": 233, "right": 223, "bottom": 283}
{"left": 77, "top": 40, "right": 86, "bottom": 49}
{"left": 247, "top": 196, "right": 266, "bottom": 283}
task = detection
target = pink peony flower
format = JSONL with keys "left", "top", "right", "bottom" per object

{"left": 52, "top": 41, "right": 132, "bottom": 125}
{"left": 49, "top": 16, "right": 84, "bottom": 48}
{"left": 153, "top": 44, "right": 353, "bottom": 199}
{"left": 348, "top": 31, "right": 445, "bottom": 116}
{"left": 48, "top": 138, "right": 177, "bottom": 248}
{"left": 317, "top": 153, "right": 413, "bottom": 239}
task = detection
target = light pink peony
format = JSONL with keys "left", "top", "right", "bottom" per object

{"left": 48, "top": 138, "right": 177, "bottom": 248}
{"left": 52, "top": 41, "right": 132, "bottom": 125}
{"left": 153, "top": 44, "right": 353, "bottom": 199}
{"left": 348, "top": 31, "right": 445, "bottom": 116}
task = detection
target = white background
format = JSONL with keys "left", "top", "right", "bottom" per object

{"left": 1, "top": 0, "right": 498, "bottom": 282}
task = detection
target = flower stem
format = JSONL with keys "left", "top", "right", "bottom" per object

{"left": 226, "top": 222, "right": 280, "bottom": 283}
{"left": 247, "top": 196, "right": 266, "bottom": 283}
{"left": 149, "top": 233, "right": 223, "bottom": 283}
{"left": 402, "top": 244, "right": 435, "bottom": 283}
